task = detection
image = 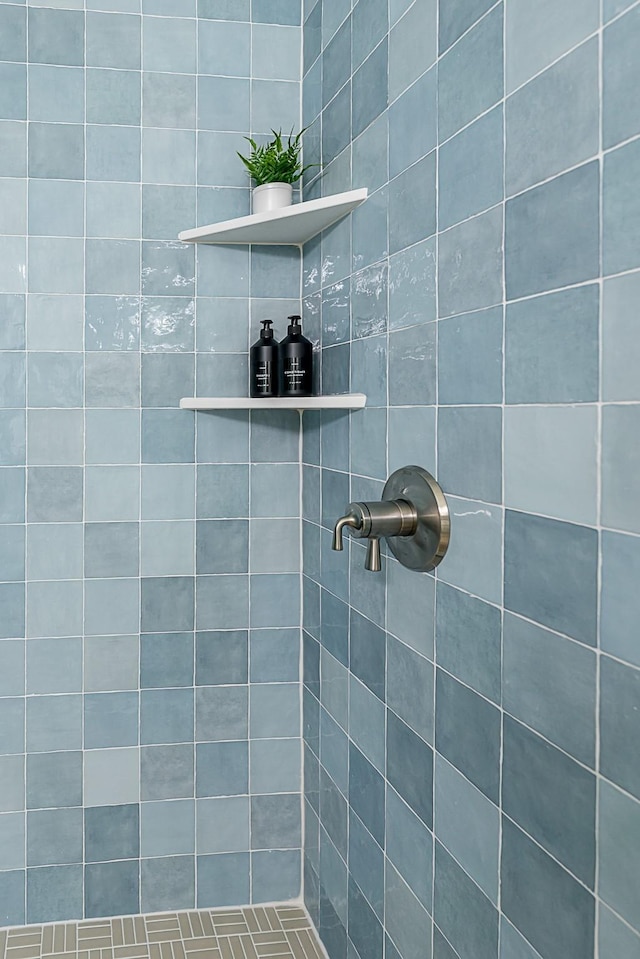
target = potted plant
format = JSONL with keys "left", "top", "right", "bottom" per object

{"left": 238, "top": 128, "right": 317, "bottom": 215}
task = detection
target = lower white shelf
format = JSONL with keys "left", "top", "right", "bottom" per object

{"left": 180, "top": 394, "right": 366, "bottom": 412}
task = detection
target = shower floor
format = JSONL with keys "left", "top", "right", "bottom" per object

{"left": 0, "top": 905, "right": 324, "bottom": 959}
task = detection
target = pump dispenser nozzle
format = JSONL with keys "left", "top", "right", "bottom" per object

{"left": 260, "top": 319, "right": 274, "bottom": 338}
{"left": 287, "top": 314, "right": 302, "bottom": 334}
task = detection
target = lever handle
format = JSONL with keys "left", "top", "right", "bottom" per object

{"left": 365, "top": 537, "right": 382, "bottom": 572}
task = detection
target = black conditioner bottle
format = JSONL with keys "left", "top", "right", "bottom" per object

{"left": 250, "top": 319, "right": 279, "bottom": 397}
{"left": 279, "top": 315, "right": 313, "bottom": 397}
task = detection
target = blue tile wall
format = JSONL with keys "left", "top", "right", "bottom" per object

{"left": 301, "top": 1, "right": 640, "bottom": 957}
{"left": 0, "top": 0, "right": 302, "bottom": 927}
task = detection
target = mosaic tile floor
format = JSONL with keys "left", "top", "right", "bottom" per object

{"left": 0, "top": 906, "right": 325, "bottom": 959}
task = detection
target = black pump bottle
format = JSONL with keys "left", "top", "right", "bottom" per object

{"left": 279, "top": 315, "right": 313, "bottom": 397}
{"left": 250, "top": 320, "right": 279, "bottom": 397}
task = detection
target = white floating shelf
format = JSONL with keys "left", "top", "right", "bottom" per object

{"left": 180, "top": 394, "right": 366, "bottom": 412}
{"left": 178, "top": 188, "right": 368, "bottom": 246}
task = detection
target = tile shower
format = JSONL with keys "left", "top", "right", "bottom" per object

{"left": 1, "top": 1, "right": 640, "bottom": 959}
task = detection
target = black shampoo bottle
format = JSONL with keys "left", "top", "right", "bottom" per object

{"left": 279, "top": 315, "right": 313, "bottom": 397}
{"left": 250, "top": 320, "right": 279, "bottom": 397}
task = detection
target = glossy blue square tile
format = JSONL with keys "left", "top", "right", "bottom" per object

{"left": 254, "top": 0, "right": 300, "bottom": 23}
{"left": 27, "top": 695, "right": 81, "bottom": 752}
{"left": 141, "top": 855, "right": 195, "bottom": 912}
{"left": 85, "top": 692, "right": 138, "bottom": 749}
{"left": 252, "top": 849, "right": 300, "bottom": 903}
{"left": 251, "top": 79, "right": 300, "bottom": 136}
{"left": 86, "top": 68, "right": 140, "bottom": 125}
{"left": 505, "top": 404, "right": 598, "bottom": 526}
{"left": 28, "top": 8, "right": 84, "bottom": 66}
{"left": 0, "top": 639, "right": 24, "bottom": 698}
{"left": 604, "top": 138, "right": 640, "bottom": 276}
{"left": 0, "top": 237, "right": 26, "bottom": 294}
{"left": 26, "top": 579, "right": 83, "bottom": 638}
{"left": 142, "top": 409, "right": 194, "bottom": 464}
{"left": 0, "top": 352, "right": 25, "bottom": 410}
{"left": 196, "top": 686, "right": 247, "bottom": 742}
{"left": 85, "top": 409, "right": 139, "bottom": 466}
{"left": 505, "top": 285, "right": 599, "bottom": 403}
{"left": 197, "top": 852, "right": 250, "bottom": 908}
{"left": 28, "top": 179, "right": 84, "bottom": 239}
{"left": 87, "top": 11, "right": 140, "bottom": 69}
{"left": 506, "top": 161, "right": 600, "bottom": 299}
{"left": 388, "top": 322, "right": 436, "bottom": 406}
{"left": 86, "top": 239, "right": 140, "bottom": 295}
{"left": 604, "top": 5, "right": 640, "bottom": 149}
{"left": 84, "top": 578, "right": 140, "bottom": 636}
{"left": 28, "top": 238, "right": 83, "bottom": 295}
{"left": 440, "top": 104, "right": 503, "bottom": 230}
{"left": 0, "top": 122, "right": 26, "bottom": 179}
{"left": 251, "top": 793, "right": 301, "bottom": 849}
{"left": 0, "top": 870, "right": 24, "bottom": 925}
{"left": 86, "top": 466, "right": 140, "bottom": 522}
{"left": 505, "top": 510, "right": 597, "bottom": 645}
{"left": 27, "top": 865, "right": 82, "bottom": 923}
{"left": 0, "top": 178, "right": 26, "bottom": 236}
{"left": 85, "top": 860, "right": 139, "bottom": 919}
{"left": 29, "top": 65, "right": 84, "bottom": 124}
{"left": 142, "top": 185, "right": 196, "bottom": 242}
{"left": 141, "top": 576, "right": 195, "bottom": 632}
{"left": 436, "top": 583, "right": 500, "bottom": 703}
{"left": 84, "top": 636, "right": 138, "bottom": 694}
{"left": 438, "top": 206, "right": 503, "bottom": 317}
{"left": 86, "top": 353, "right": 140, "bottom": 409}
{"left": 250, "top": 739, "right": 301, "bottom": 794}
{"left": 87, "top": 182, "right": 140, "bottom": 239}
{"left": 197, "top": 796, "right": 249, "bottom": 855}
{"left": 27, "top": 808, "right": 82, "bottom": 867}
{"left": 141, "top": 799, "right": 194, "bottom": 857}
{"left": 27, "top": 638, "right": 82, "bottom": 695}
{"left": 86, "top": 125, "right": 141, "bottom": 182}
{"left": 352, "top": 111, "right": 388, "bottom": 196}
{"left": 198, "top": 76, "right": 248, "bottom": 132}
{"left": 438, "top": 406, "right": 502, "bottom": 503}
{"left": 84, "top": 748, "right": 139, "bottom": 808}
{"left": 142, "top": 128, "right": 196, "bottom": 185}
{"left": 141, "top": 744, "right": 193, "bottom": 801}
{"left": 250, "top": 629, "right": 299, "bottom": 683}
{"left": 0, "top": 5, "right": 26, "bottom": 61}
{"left": 85, "top": 295, "right": 140, "bottom": 351}
{"left": 438, "top": 306, "right": 502, "bottom": 405}
{"left": 506, "top": 40, "right": 599, "bottom": 197}
{"left": 196, "top": 21, "right": 248, "bottom": 81}
{"left": 196, "top": 574, "right": 249, "bottom": 630}
{"left": 0, "top": 295, "right": 25, "bottom": 351}
{"left": 196, "top": 741, "right": 248, "bottom": 797}
{"left": 145, "top": 16, "right": 195, "bottom": 73}
{"left": 27, "top": 751, "right": 82, "bottom": 810}
{"left": 141, "top": 632, "right": 194, "bottom": 688}
{"left": 85, "top": 804, "right": 139, "bottom": 863}
{"left": 28, "top": 123, "right": 83, "bottom": 180}
{"left": 0, "top": 696, "right": 24, "bottom": 754}
{"left": 27, "top": 353, "right": 82, "bottom": 410}
{"left": 250, "top": 683, "right": 300, "bottom": 738}
{"left": 0, "top": 468, "right": 25, "bottom": 524}
{"left": 438, "top": 5, "right": 503, "bottom": 141}
{"left": 603, "top": 272, "right": 640, "bottom": 401}
{"left": 142, "top": 72, "right": 196, "bottom": 129}
{"left": 389, "top": 0, "right": 437, "bottom": 102}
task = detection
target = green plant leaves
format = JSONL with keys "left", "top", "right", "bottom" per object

{"left": 236, "top": 128, "right": 319, "bottom": 186}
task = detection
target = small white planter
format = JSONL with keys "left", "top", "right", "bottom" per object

{"left": 252, "top": 182, "right": 293, "bottom": 215}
